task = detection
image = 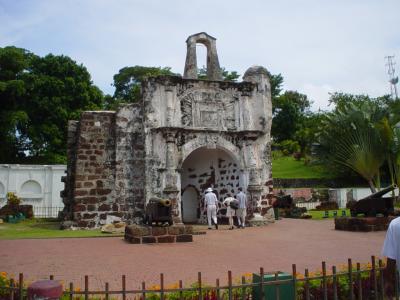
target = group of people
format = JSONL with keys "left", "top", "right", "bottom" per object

{"left": 204, "top": 187, "right": 247, "bottom": 230}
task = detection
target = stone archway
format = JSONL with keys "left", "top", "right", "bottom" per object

{"left": 180, "top": 146, "right": 245, "bottom": 223}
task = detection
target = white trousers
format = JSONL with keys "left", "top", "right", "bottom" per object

{"left": 237, "top": 208, "right": 247, "bottom": 226}
{"left": 207, "top": 205, "right": 217, "bottom": 227}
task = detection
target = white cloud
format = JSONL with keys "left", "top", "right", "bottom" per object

{"left": 0, "top": 0, "right": 399, "bottom": 104}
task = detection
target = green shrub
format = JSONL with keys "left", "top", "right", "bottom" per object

{"left": 279, "top": 140, "right": 301, "bottom": 156}
{"left": 6, "top": 192, "right": 21, "bottom": 207}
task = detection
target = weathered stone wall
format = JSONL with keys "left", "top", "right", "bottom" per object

{"left": 114, "top": 104, "right": 145, "bottom": 224}
{"left": 142, "top": 70, "right": 274, "bottom": 224}
{"left": 70, "top": 111, "right": 118, "bottom": 227}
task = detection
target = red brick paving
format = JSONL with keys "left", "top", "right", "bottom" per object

{"left": 0, "top": 219, "right": 386, "bottom": 290}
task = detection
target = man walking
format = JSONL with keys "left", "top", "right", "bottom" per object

{"left": 205, "top": 187, "right": 219, "bottom": 230}
{"left": 382, "top": 216, "right": 400, "bottom": 295}
{"left": 236, "top": 187, "right": 247, "bottom": 228}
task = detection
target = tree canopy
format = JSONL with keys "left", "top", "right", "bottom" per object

{"left": 112, "top": 66, "right": 176, "bottom": 105}
{"left": 0, "top": 46, "right": 103, "bottom": 164}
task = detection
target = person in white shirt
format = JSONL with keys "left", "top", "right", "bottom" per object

{"left": 223, "top": 196, "right": 238, "bottom": 230}
{"left": 204, "top": 187, "right": 219, "bottom": 230}
{"left": 382, "top": 217, "right": 400, "bottom": 295}
{"left": 236, "top": 187, "right": 247, "bottom": 228}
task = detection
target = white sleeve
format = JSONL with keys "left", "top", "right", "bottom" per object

{"left": 382, "top": 224, "right": 396, "bottom": 259}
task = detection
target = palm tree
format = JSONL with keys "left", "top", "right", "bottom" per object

{"left": 319, "top": 102, "right": 385, "bottom": 192}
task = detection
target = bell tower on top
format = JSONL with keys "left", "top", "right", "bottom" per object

{"left": 183, "top": 32, "right": 222, "bottom": 81}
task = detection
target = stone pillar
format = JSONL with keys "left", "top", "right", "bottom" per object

{"left": 165, "top": 87, "right": 174, "bottom": 126}
{"left": 28, "top": 280, "right": 63, "bottom": 300}
{"left": 183, "top": 41, "right": 197, "bottom": 79}
{"left": 247, "top": 183, "right": 267, "bottom": 226}
{"left": 163, "top": 132, "right": 182, "bottom": 224}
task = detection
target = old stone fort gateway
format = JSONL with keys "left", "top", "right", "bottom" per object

{"left": 61, "top": 33, "right": 274, "bottom": 228}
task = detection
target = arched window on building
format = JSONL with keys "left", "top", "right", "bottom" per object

{"left": 20, "top": 180, "right": 42, "bottom": 202}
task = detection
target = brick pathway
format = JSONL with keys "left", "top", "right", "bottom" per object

{"left": 0, "top": 219, "right": 386, "bottom": 290}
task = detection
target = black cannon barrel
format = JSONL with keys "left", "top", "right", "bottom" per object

{"left": 363, "top": 184, "right": 398, "bottom": 200}
{"left": 148, "top": 198, "right": 172, "bottom": 207}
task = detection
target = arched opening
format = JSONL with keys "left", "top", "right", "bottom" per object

{"left": 20, "top": 180, "right": 42, "bottom": 203}
{"left": 21, "top": 180, "right": 42, "bottom": 194}
{"left": 0, "top": 181, "right": 5, "bottom": 203}
{"left": 196, "top": 43, "right": 208, "bottom": 75}
{"left": 181, "top": 186, "right": 199, "bottom": 223}
{"left": 181, "top": 146, "right": 244, "bottom": 223}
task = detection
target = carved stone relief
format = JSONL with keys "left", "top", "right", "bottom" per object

{"left": 179, "top": 88, "right": 236, "bottom": 129}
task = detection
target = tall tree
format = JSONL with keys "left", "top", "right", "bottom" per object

{"left": 272, "top": 91, "right": 311, "bottom": 142}
{"left": 112, "top": 66, "right": 176, "bottom": 105}
{"left": 0, "top": 46, "right": 104, "bottom": 164}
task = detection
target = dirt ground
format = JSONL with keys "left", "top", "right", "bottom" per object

{"left": 0, "top": 218, "right": 386, "bottom": 290}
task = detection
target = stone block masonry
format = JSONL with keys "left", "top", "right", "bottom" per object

{"left": 124, "top": 225, "right": 194, "bottom": 244}
{"left": 70, "top": 111, "right": 119, "bottom": 228}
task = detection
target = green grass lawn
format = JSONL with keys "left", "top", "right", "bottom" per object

{"left": 0, "top": 219, "right": 123, "bottom": 240}
{"left": 272, "top": 155, "right": 332, "bottom": 179}
{"left": 307, "top": 209, "right": 350, "bottom": 220}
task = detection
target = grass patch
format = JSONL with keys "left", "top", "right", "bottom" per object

{"left": 307, "top": 209, "right": 350, "bottom": 220}
{"left": 0, "top": 219, "right": 123, "bottom": 240}
{"left": 272, "top": 155, "right": 332, "bottom": 179}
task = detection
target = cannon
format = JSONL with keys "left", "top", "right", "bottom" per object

{"left": 273, "top": 194, "right": 293, "bottom": 209}
{"left": 144, "top": 198, "right": 173, "bottom": 226}
{"left": 350, "top": 185, "right": 397, "bottom": 217}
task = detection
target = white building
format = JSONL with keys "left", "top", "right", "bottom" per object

{"left": 0, "top": 164, "right": 66, "bottom": 217}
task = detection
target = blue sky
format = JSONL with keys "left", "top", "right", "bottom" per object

{"left": 1, "top": 0, "right": 399, "bottom": 110}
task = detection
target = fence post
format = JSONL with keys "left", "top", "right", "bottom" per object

{"left": 372, "top": 256, "right": 378, "bottom": 300}
{"left": 228, "top": 270, "right": 232, "bottom": 300}
{"left": 357, "top": 262, "right": 362, "bottom": 300}
{"left": 332, "top": 266, "right": 338, "bottom": 300}
{"left": 216, "top": 278, "right": 220, "bottom": 300}
{"left": 198, "top": 272, "right": 202, "bottom": 300}
{"left": 122, "top": 275, "right": 126, "bottom": 300}
{"left": 19, "top": 273, "right": 23, "bottom": 300}
{"left": 275, "top": 272, "right": 280, "bottom": 300}
{"left": 322, "top": 261, "right": 328, "bottom": 300}
{"left": 179, "top": 280, "right": 183, "bottom": 300}
{"left": 292, "top": 264, "right": 297, "bottom": 300}
{"left": 69, "top": 282, "right": 73, "bottom": 300}
{"left": 160, "top": 273, "right": 164, "bottom": 300}
{"left": 348, "top": 258, "right": 354, "bottom": 300}
{"left": 305, "top": 268, "right": 310, "bottom": 300}
{"left": 259, "top": 267, "right": 264, "bottom": 300}
{"left": 142, "top": 281, "right": 146, "bottom": 300}
{"left": 27, "top": 280, "right": 63, "bottom": 300}
{"left": 241, "top": 276, "right": 246, "bottom": 300}
{"left": 378, "top": 259, "right": 385, "bottom": 300}
{"left": 10, "top": 278, "right": 15, "bottom": 300}
{"left": 105, "top": 282, "right": 109, "bottom": 300}
{"left": 84, "top": 275, "right": 88, "bottom": 300}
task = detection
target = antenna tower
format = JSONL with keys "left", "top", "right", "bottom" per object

{"left": 385, "top": 55, "right": 399, "bottom": 99}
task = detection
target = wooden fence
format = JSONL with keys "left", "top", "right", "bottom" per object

{"left": 2, "top": 256, "right": 399, "bottom": 300}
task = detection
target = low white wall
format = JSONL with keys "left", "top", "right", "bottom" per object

{"left": 0, "top": 164, "right": 66, "bottom": 217}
